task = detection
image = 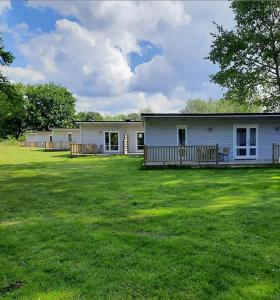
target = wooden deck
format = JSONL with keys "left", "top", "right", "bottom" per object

{"left": 144, "top": 145, "right": 280, "bottom": 167}
{"left": 45, "top": 142, "right": 70, "bottom": 151}
{"left": 144, "top": 160, "right": 276, "bottom": 168}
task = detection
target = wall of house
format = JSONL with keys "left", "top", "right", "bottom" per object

{"left": 80, "top": 122, "right": 144, "bottom": 154}
{"left": 36, "top": 131, "right": 52, "bottom": 143}
{"left": 144, "top": 117, "right": 280, "bottom": 161}
{"left": 52, "top": 129, "right": 80, "bottom": 143}
{"left": 26, "top": 133, "right": 36, "bottom": 142}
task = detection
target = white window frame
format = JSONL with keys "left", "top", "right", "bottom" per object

{"left": 67, "top": 132, "right": 73, "bottom": 143}
{"left": 136, "top": 131, "right": 144, "bottom": 152}
{"left": 177, "top": 125, "right": 188, "bottom": 146}
{"left": 104, "top": 131, "right": 120, "bottom": 152}
{"left": 233, "top": 124, "right": 258, "bottom": 160}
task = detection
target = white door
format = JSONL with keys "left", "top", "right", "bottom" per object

{"left": 234, "top": 125, "right": 257, "bottom": 159}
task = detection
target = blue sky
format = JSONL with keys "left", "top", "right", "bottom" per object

{"left": 1, "top": 0, "right": 234, "bottom": 113}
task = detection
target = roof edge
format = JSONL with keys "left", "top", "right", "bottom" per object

{"left": 141, "top": 112, "right": 280, "bottom": 117}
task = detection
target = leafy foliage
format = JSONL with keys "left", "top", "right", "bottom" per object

{"left": 181, "top": 98, "right": 262, "bottom": 113}
{"left": 0, "top": 36, "right": 14, "bottom": 87}
{"left": 75, "top": 111, "right": 103, "bottom": 121}
{"left": 208, "top": 0, "right": 280, "bottom": 111}
{"left": 0, "top": 84, "right": 26, "bottom": 139}
{"left": 0, "top": 36, "right": 25, "bottom": 139}
{"left": 25, "top": 83, "right": 76, "bottom": 130}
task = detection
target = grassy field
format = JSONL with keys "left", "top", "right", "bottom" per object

{"left": 1, "top": 144, "right": 280, "bottom": 299}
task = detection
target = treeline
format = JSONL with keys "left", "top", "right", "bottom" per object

{"left": 0, "top": 81, "right": 262, "bottom": 140}
{"left": 0, "top": 82, "right": 152, "bottom": 139}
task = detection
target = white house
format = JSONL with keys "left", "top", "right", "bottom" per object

{"left": 76, "top": 121, "right": 144, "bottom": 154}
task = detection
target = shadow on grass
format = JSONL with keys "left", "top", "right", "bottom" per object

{"left": 1, "top": 155, "right": 280, "bottom": 299}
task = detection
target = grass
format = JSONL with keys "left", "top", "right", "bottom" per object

{"left": 1, "top": 144, "right": 280, "bottom": 299}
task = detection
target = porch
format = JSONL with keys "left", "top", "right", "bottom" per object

{"left": 144, "top": 144, "right": 280, "bottom": 167}
{"left": 45, "top": 141, "right": 70, "bottom": 151}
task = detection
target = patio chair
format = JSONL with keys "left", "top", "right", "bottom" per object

{"left": 219, "top": 147, "right": 230, "bottom": 162}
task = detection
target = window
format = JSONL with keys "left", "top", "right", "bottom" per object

{"left": 104, "top": 131, "right": 119, "bottom": 151}
{"left": 137, "top": 132, "right": 144, "bottom": 151}
{"left": 177, "top": 127, "right": 186, "bottom": 146}
{"left": 67, "top": 132, "right": 72, "bottom": 142}
{"left": 49, "top": 135, "right": 53, "bottom": 142}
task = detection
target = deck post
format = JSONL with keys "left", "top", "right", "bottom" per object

{"left": 179, "top": 146, "right": 182, "bottom": 165}
{"left": 144, "top": 145, "right": 147, "bottom": 165}
{"left": 216, "top": 144, "right": 219, "bottom": 164}
{"left": 272, "top": 143, "right": 275, "bottom": 164}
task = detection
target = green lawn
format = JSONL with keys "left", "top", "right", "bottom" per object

{"left": 1, "top": 144, "right": 280, "bottom": 299}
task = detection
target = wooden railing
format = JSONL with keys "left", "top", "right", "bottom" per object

{"left": 144, "top": 145, "right": 219, "bottom": 165}
{"left": 19, "top": 141, "right": 45, "bottom": 148}
{"left": 45, "top": 141, "right": 70, "bottom": 151}
{"left": 272, "top": 144, "right": 280, "bottom": 163}
{"left": 70, "top": 143, "right": 99, "bottom": 155}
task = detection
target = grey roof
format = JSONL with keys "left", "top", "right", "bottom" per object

{"left": 76, "top": 120, "right": 142, "bottom": 124}
{"left": 141, "top": 113, "right": 280, "bottom": 118}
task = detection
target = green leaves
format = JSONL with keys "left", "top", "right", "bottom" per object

{"left": 208, "top": 0, "right": 280, "bottom": 111}
{"left": 25, "top": 83, "right": 76, "bottom": 131}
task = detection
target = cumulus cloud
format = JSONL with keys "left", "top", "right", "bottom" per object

{"left": 3, "top": 66, "right": 44, "bottom": 83}
{"left": 6, "top": 1, "right": 234, "bottom": 113}
{"left": 19, "top": 19, "right": 133, "bottom": 96}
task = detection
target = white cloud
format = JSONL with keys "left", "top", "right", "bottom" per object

{"left": 4, "top": 66, "right": 44, "bottom": 83}
{"left": 7, "top": 1, "right": 234, "bottom": 113}
{"left": 76, "top": 91, "right": 187, "bottom": 114}
{"left": 19, "top": 19, "right": 133, "bottom": 96}
{"left": 0, "top": 0, "right": 11, "bottom": 15}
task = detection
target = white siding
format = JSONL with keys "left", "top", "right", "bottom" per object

{"left": 52, "top": 129, "right": 80, "bottom": 143}
{"left": 26, "top": 133, "right": 36, "bottom": 142}
{"left": 144, "top": 117, "right": 280, "bottom": 161}
{"left": 36, "top": 131, "right": 52, "bottom": 143}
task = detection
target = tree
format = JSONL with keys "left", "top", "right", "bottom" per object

{"left": 103, "top": 114, "right": 127, "bottom": 121}
{"left": 208, "top": 0, "right": 280, "bottom": 111}
{"left": 76, "top": 111, "right": 103, "bottom": 121}
{"left": 0, "top": 36, "right": 14, "bottom": 88}
{"left": 140, "top": 108, "right": 153, "bottom": 114}
{"left": 0, "top": 84, "right": 26, "bottom": 139}
{"left": 0, "top": 36, "right": 26, "bottom": 139}
{"left": 25, "top": 83, "right": 76, "bottom": 130}
{"left": 181, "top": 98, "right": 262, "bottom": 113}
{"left": 126, "top": 113, "right": 141, "bottom": 121}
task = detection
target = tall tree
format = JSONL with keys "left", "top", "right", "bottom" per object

{"left": 0, "top": 36, "right": 14, "bottom": 88}
{"left": 0, "top": 36, "right": 26, "bottom": 139}
{"left": 208, "top": 0, "right": 280, "bottom": 111}
{"left": 25, "top": 83, "right": 76, "bottom": 130}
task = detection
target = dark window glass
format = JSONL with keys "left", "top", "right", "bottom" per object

{"left": 250, "top": 128, "right": 256, "bottom": 146}
{"left": 237, "top": 128, "right": 246, "bottom": 146}
{"left": 250, "top": 148, "right": 256, "bottom": 156}
{"left": 237, "top": 148, "right": 246, "bottom": 156}
{"left": 137, "top": 132, "right": 144, "bottom": 150}
{"left": 68, "top": 133, "right": 72, "bottom": 142}
{"left": 110, "top": 132, "right": 119, "bottom": 151}
{"left": 105, "top": 132, "right": 110, "bottom": 150}
{"left": 49, "top": 135, "right": 53, "bottom": 142}
{"left": 178, "top": 128, "right": 186, "bottom": 146}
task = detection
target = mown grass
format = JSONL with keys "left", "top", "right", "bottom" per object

{"left": 1, "top": 144, "right": 280, "bottom": 299}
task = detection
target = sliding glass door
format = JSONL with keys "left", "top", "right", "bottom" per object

{"left": 104, "top": 131, "right": 119, "bottom": 152}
